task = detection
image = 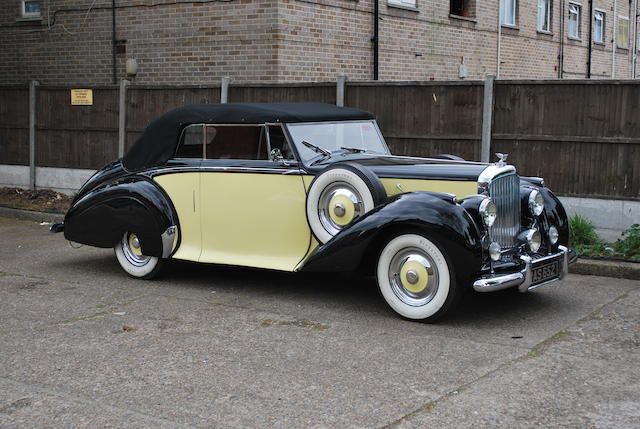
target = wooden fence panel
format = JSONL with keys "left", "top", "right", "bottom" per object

{"left": 493, "top": 81, "right": 640, "bottom": 200}
{"left": 126, "top": 86, "right": 220, "bottom": 151}
{"left": 229, "top": 84, "right": 335, "bottom": 104}
{"left": 346, "top": 82, "right": 483, "bottom": 160}
{"left": 0, "top": 86, "right": 29, "bottom": 165}
{"left": 36, "top": 87, "right": 119, "bottom": 169}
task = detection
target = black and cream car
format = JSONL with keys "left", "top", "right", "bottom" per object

{"left": 52, "top": 103, "right": 577, "bottom": 322}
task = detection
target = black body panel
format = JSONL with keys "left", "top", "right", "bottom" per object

{"left": 300, "top": 192, "right": 483, "bottom": 286}
{"left": 305, "top": 153, "right": 488, "bottom": 181}
{"left": 63, "top": 176, "right": 178, "bottom": 257}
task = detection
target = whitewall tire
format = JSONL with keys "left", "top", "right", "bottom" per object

{"left": 307, "top": 163, "right": 386, "bottom": 244}
{"left": 114, "top": 232, "right": 164, "bottom": 279}
{"left": 376, "top": 233, "right": 457, "bottom": 321}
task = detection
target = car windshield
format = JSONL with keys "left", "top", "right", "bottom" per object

{"left": 286, "top": 120, "right": 390, "bottom": 162}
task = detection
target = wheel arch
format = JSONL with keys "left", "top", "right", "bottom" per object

{"left": 63, "top": 176, "right": 179, "bottom": 257}
{"left": 299, "top": 191, "right": 483, "bottom": 287}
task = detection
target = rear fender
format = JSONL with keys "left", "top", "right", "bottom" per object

{"left": 300, "top": 192, "right": 483, "bottom": 286}
{"left": 63, "top": 176, "right": 178, "bottom": 257}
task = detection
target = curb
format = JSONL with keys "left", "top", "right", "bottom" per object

{"left": 0, "top": 206, "right": 64, "bottom": 223}
{"left": 569, "top": 258, "right": 640, "bottom": 281}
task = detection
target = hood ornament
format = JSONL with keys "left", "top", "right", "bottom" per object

{"left": 495, "top": 153, "right": 508, "bottom": 167}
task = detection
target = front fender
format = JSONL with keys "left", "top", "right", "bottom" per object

{"left": 300, "top": 192, "right": 483, "bottom": 285}
{"left": 63, "top": 176, "right": 178, "bottom": 257}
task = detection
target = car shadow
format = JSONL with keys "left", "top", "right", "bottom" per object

{"left": 56, "top": 254, "right": 557, "bottom": 325}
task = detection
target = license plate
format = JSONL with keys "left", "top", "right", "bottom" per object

{"left": 531, "top": 259, "right": 560, "bottom": 285}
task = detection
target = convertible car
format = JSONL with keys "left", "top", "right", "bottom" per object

{"left": 52, "top": 103, "right": 576, "bottom": 322}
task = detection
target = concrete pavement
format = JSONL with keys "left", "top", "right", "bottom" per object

{"left": 0, "top": 217, "right": 638, "bottom": 428}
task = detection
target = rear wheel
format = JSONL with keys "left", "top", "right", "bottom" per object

{"left": 376, "top": 233, "right": 458, "bottom": 322}
{"left": 114, "top": 232, "right": 164, "bottom": 279}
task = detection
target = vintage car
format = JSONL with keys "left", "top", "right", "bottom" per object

{"left": 51, "top": 103, "right": 576, "bottom": 322}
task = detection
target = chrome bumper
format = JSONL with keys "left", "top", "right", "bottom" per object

{"left": 473, "top": 246, "right": 577, "bottom": 293}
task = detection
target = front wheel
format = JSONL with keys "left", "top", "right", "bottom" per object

{"left": 114, "top": 232, "right": 164, "bottom": 279}
{"left": 376, "top": 234, "right": 458, "bottom": 322}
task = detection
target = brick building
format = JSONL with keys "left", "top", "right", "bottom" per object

{"left": 1, "top": 0, "right": 639, "bottom": 84}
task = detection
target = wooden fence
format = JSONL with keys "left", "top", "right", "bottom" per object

{"left": 0, "top": 80, "right": 638, "bottom": 201}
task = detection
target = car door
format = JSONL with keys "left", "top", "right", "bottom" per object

{"left": 198, "top": 124, "right": 312, "bottom": 271}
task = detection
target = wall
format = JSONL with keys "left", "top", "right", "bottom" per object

{"left": 1, "top": 0, "right": 638, "bottom": 84}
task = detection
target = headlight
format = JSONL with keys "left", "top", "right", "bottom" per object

{"left": 526, "top": 229, "right": 542, "bottom": 253}
{"left": 528, "top": 190, "right": 544, "bottom": 217}
{"left": 548, "top": 226, "right": 559, "bottom": 245}
{"left": 479, "top": 198, "right": 497, "bottom": 228}
{"left": 489, "top": 241, "right": 501, "bottom": 261}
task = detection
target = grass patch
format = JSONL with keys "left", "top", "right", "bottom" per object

{"left": 570, "top": 216, "right": 640, "bottom": 262}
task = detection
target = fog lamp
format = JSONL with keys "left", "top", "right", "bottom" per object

{"left": 549, "top": 226, "right": 559, "bottom": 245}
{"left": 526, "top": 229, "right": 542, "bottom": 253}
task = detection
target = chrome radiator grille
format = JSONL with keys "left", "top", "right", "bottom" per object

{"left": 489, "top": 173, "right": 521, "bottom": 248}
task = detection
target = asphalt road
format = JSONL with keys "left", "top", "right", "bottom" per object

{"left": 0, "top": 217, "right": 638, "bottom": 428}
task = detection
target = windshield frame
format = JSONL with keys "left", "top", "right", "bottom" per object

{"left": 284, "top": 120, "right": 390, "bottom": 164}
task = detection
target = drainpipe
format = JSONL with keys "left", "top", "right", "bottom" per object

{"left": 372, "top": 0, "right": 379, "bottom": 80}
{"left": 559, "top": 0, "right": 565, "bottom": 78}
{"left": 633, "top": 0, "right": 638, "bottom": 77}
{"left": 112, "top": 0, "right": 117, "bottom": 84}
{"left": 496, "top": 2, "right": 502, "bottom": 77}
{"left": 612, "top": 0, "right": 617, "bottom": 78}
{"left": 587, "top": 0, "right": 593, "bottom": 78}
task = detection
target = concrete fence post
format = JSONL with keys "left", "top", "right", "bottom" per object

{"left": 481, "top": 74, "right": 495, "bottom": 163}
{"left": 29, "top": 80, "right": 39, "bottom": 190}
{"left": 118, "top": 79, "right": 129, "bottom": 158}
{"left": 221, "top": 77, "right": 231, "bottom": 103}
{"left": 336, "top": 75, "right": 347, "bottom": 107}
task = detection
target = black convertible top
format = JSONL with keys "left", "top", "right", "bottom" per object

{"left": 122, "top": 102, "right": 375, "bottom": 171}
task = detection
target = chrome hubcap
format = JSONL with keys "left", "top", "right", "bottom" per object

{"left": 388, "top": 248, "right": 439, "bottom": 307}
{"left": 122, "top": 233, "right": 151, "bottom": 267}
{"left": 318, "top": 182, "right": 363, "bottom": 236}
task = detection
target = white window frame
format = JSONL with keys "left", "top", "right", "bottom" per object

{"left": 593, "top": 9, "right": 605, "bottom": 44}
{"left": 616, "top": 15, "right": 629, "bottom": 49}
{"left": 537, "top": 0, "right": 552, "bottom": 32}
{"left": 388, "top": 0, "right": 417, "bottom": 9}
{"left": 567, "top": 2, "right": 581, "bottom": 40}
{"left": 500, "top": 0, "right": 517, "bottom": 26}
{"left": 21, "top": 0, "right": 41, "bottom": 18}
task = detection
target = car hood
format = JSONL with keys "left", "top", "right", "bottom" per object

{"left": 308, "top": 154, "right": 490, "bottom": 181}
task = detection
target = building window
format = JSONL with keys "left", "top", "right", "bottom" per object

{"left": 21, "top": 0, "right": 41, "bottom": 18}
{"left": 500, "top": 0, "right": 517, "bottom": 26}
{"left": 388, "top": 0, "right": 417, "bottom": 9}
{"left": 567, "top": 2, "right": 581, "bottom": 39}
{"left": 537, "top": 0, "right": 552, "bottom": 32}
{"left": 450, "top": 0, "right": 475, "bottom": 18}
{"left": 617, "top": 16, "right": 629, "bottom": 49}
{"left": 593, "top": 10, "right": 605, "bottom": 44}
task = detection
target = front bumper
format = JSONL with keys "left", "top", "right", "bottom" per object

{"left": 473, "top": 245, "right": 577, "bottom": 293}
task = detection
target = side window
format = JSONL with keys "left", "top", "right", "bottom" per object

{"left": 175, "top": 124, "right": 204, "bottom": 158}
{"left": 267, "top": 125, "right": 295, "bottom": 160}
{"left": 204, "top": 125, "right": 268, "bottom": 160}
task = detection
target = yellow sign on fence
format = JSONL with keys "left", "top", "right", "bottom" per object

{"left": 70, "top": 89, "right": 93, "bottom": 106}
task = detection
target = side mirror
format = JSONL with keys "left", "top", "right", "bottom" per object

{"left": 270, "top": 148, "right": 284, "bottom": 162}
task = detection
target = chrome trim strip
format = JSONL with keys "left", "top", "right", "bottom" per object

{"left": 151, "top": 166, "right": 303, "bottom": 176}
{"left": 473, "top": 246, "right": 575, "bottom": 293}
{"left": 161, "top": 225, "right": 177, "bottom": 258}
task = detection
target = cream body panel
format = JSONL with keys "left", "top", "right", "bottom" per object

{"left": 381, "top": 178, "right": 477, "bottom": 198}
{"left": 200, "top": 172, "right": 311, "bottom": 271}
{"left": 154, "top": 172, "right": 202, "bottom": 261}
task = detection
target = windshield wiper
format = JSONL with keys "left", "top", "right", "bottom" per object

{"left": 301, "top": 140, "right": 331, "bottom": 157}
{"left": 339, "top": 146, "right": 366, "bottom": 153}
